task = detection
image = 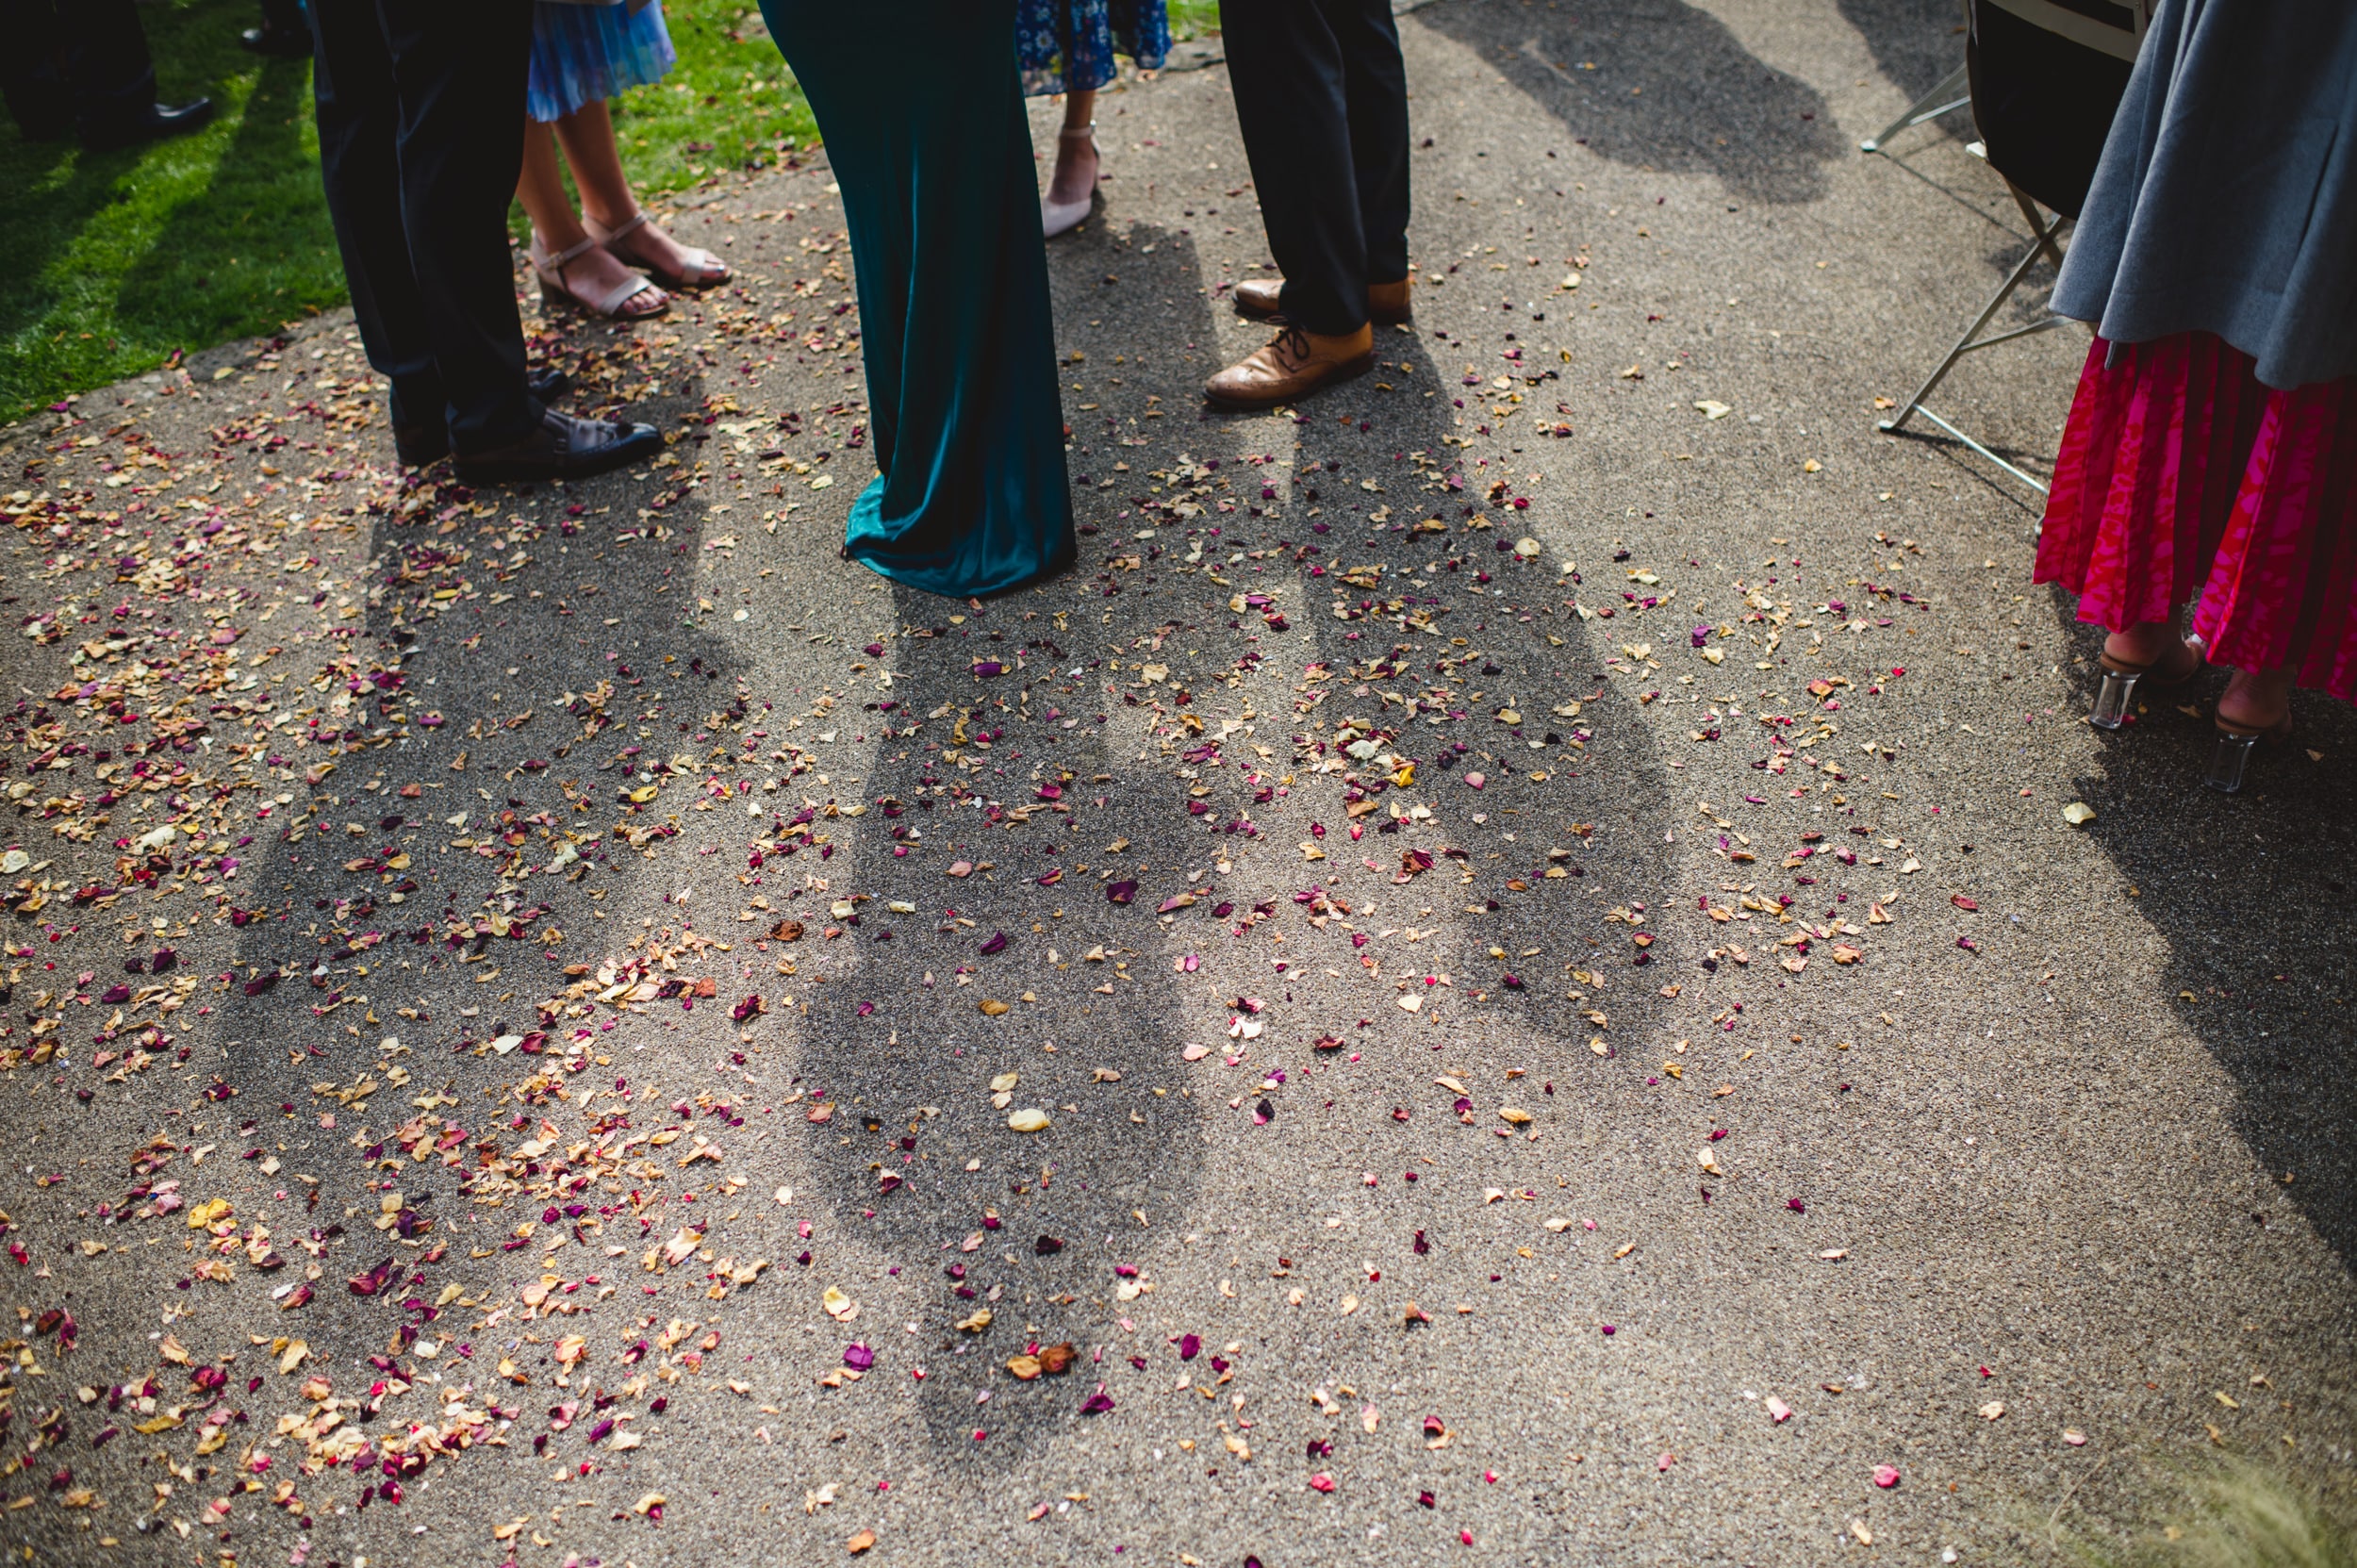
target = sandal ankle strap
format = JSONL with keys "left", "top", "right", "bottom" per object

{"left": 588, "top": 209, "right": 651, "bottom": 245}
{"left": 534, "top": 231, "right": 602, "bottom": 272}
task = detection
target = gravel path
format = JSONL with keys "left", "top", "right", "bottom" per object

{"left": 0, "top": 4, "right": 2349, "bottom": 1564}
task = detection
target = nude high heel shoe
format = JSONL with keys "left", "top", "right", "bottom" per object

{"left": 1041, "top": 123, "right": 1098, "bottom": 239}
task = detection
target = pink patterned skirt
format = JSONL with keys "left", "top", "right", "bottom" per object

{"left": 2035, "top": 332, "right": 2357, "bottom": 701}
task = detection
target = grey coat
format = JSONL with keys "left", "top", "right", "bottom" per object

{"left": 2052, "top": 0, "right": 2357, "bottom": 389}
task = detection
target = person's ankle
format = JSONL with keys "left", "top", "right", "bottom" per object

{"left": 2103, "top": 621, "right": 2180, "bottom": 666}
{"left": 1048, "top": 154, "right": 1096, "bottom": 204}
{"left": 2218, "top": 667, "right": 2291, "bottom": 729}
{"left": 1305, "top": 323, "right": 1372, "bottom": 351}
{"left": 607, "top": 214, "right": 677, "bottom": 262}
{"left": 535, "top": 223, "right": 594, "bottom": 260}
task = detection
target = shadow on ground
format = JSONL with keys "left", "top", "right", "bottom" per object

{"left": 783, "top": 221, "right": 1230, "bottom": 1474}
{"left": 0, "top": 0, "right": 346, "bottom": 419}
{"left": 114, "top": 55, "right": 339, "bottom": 351}
{"left": 0, "top": 341, "right": 740, "bottom": 1565}
{"left": 1836, "top": 0, "right": 1976, "bottom": 134}
{"left": 790, "top": 579, "right": 1211, "bottom": 1462}
{"left": 2042, "top": 596, "right": 2357, "bottom": 1277}
{"left": 1417, "top": 0, "right": 1847, "bottom": 205}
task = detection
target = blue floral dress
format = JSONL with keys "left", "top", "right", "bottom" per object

{"left": 1016, "top": 0, "right": 1169, "bottom": 96}
{"left": 527, "top": 0, "right": 677, "bottom": 124}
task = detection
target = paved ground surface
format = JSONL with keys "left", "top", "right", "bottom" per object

{"left": 0, "top": 3, "right": 2350, "bottom": 1565}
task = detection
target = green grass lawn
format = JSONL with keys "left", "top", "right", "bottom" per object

{"left": 0, "top": 0, "right": 1217, "bottom": 426}
{"left": 0, "top": 0, "right": 814, "bottom": 426}
{"left": 1169, "top": 2, "right": 1220, "bottom": 39}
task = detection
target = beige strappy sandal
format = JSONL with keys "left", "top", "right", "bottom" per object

{"left": 531, "top": 232, "right": 668, "bottom": 320}
{"left": 588, "top": 209, "right": 731, "bottom": 290}
{"left": 1041, "top": 122, "right": 1098, "bottom": 239}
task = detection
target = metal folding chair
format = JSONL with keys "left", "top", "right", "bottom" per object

{"left": 1877, "top": 173, "right": 2072, "bottom": 493}
{"left": 1859, "top": 60, "right": 1970, "bottom": 156}
{"left": 1870, "top": 0, "right": 2149, "bottom": 495}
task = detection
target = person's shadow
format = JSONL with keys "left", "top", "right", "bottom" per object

{"left": 1416, "top": 0, "right": 1848, "bottom": 206}
{"left": 1188, "top": 289, "right": 1687, "bottom": 1341}
{"left": 1, "top": 0, "right": 346, "bottom": 422}
{"left": 1836, "top": 0, "right": 1978, "bottom": 140}
{"left": 1025, "top": 175, "right": 1687, "bottom": 1413}
{"left": 2042, "top": 602, "right": 2357, "bottom": 1277}
{"left": 782, "top": 217, "right": 1228, "bottom": 1468}
{"left": 190, "top": 363, "right": 750, "bottom": 1533}
{"left": 114, "top": 53, "right": 342, "bottom": 353}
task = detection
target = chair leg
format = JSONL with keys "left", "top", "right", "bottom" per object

{"left": 1859, "top": 61, "right": 1971, "bottom": 154}
{"left": 1879, "top": 206, "right": 2068, "bottom": 437}
{"left": 2006, "top": 181, "right": 2067, "bottom": 269}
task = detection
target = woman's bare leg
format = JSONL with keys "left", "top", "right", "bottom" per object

{"left": 2102, "top": 618, "right": 2200, "bottom": 677}
{"left": 1046, "top": 87, "right": 1097, "bottom": 207}
{"left": 553, "top": 98, "right": 718, "bottom": 283}
{"left": 516, "top": 118, "right": 666, "bottom": 313}
{"left": 516, "top": 122, "right": 592, "bottom": 251}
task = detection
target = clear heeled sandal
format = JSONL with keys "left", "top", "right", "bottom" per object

{"left": 2090, "top": 634, "right": 2202, "bottom": 730}
{"left": 2205, "top": 710, "right": 2293, "bottom": 794}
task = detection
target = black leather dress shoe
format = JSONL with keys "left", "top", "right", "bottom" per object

{"left": 391, "top": 369, "right": 574, "bottom": 469}
{"left": 453, "top": 407, "right": 662, "bottom": 485}
{"left": 392, "top": 423, "right": 448, "bottom": 469}
{"left": 240, "top": 23, "right": 314, "bottom": 58}
{"left": 82, "top": 98, "right": 215, "bottom": 152}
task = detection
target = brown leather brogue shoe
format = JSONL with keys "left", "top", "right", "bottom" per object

{"left": 1203, "top": 323, "right": 1376, "bottom": 410}
{"left": 1231, "top": 274, "right": 1412, "bottom": 324}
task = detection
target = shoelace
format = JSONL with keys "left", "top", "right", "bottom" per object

{"left": 1272, "top": 324, "right": 1313, "bottom": 368}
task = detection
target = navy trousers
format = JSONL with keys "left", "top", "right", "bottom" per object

{"left": 307, "top": 0, "right": 538, "bottom": 454}
{"left": 1218, "top": 0, "right": 1411, "bottom": 336}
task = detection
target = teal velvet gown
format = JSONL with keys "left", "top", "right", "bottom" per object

{"left": 758, "top": 0, "right": 1076, "bottom": 599}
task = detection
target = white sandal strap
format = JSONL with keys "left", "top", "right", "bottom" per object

{"left": 538, "top": 232, "right": 602, "bottom": 270}
{"left": 585, "top": 210, "right": 725, "bottom": 286}
{"left": 589, "top": 209, "right": 651, "bottom": 246}
{"left": 587, "top": 273, "right": 658, "bottom": 317}
{"left": 535, "top": 229, "right": 661, "bottom": 316}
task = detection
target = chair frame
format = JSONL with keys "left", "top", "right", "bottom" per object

{"left": 1861, "top": 0, "right": 2146, "bottom": 495}
{"left": 1877, "top": 176, "right": 2073, "bottom": 495}
{"left": 1858, "top": 61, "right": 1971, "bottom": 156}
